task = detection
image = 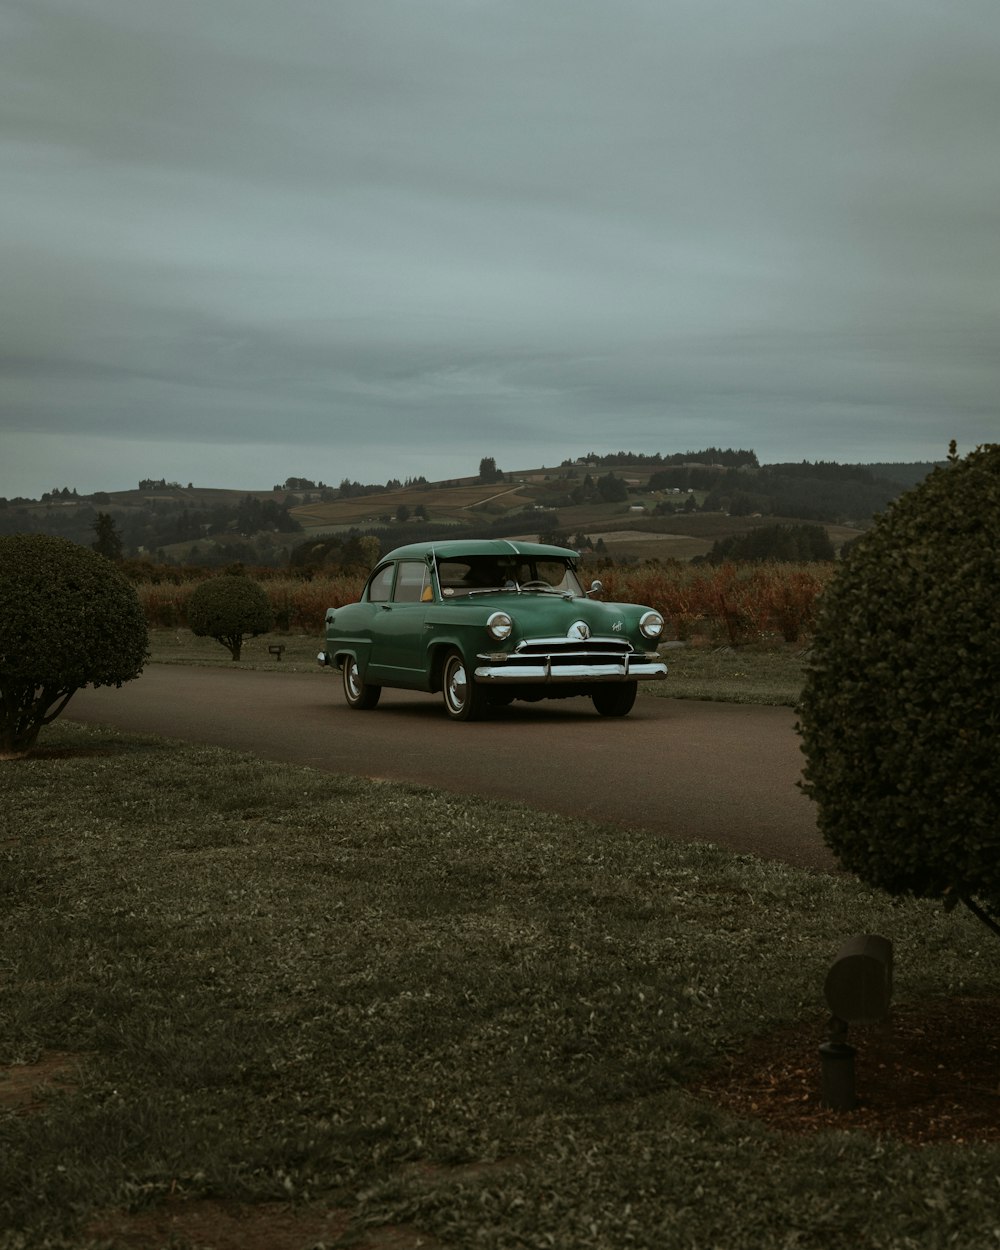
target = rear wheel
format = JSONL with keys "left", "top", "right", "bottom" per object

{"left": 592, "top": 684, "right": 637, "bottom": 717}
{"left": 442, "top": 649, "right": 489, "bottom": 722}
{"left": 343, "top": 656, "right": 381, "bottom": 710}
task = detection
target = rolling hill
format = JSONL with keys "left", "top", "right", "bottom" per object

{"left": 2, "top": 454, "right": 933, "bottom": 565}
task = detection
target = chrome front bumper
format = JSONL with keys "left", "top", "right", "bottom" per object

{"left": 474, "top": 652, "right": 667, "bottom": 684}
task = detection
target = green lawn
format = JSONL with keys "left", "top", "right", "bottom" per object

{"left": 2, "top": 714, "right": 998, "bottom": 1247}
{"left": 145, "top": 628, "right": 325, "bottom": 672}
{"left": 653, "top": 641, "right": 807, "bottom": 706}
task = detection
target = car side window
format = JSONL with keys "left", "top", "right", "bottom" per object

{"left": 392, "top": 561, "right": 430, "bottom": 603}
{"left": 367, "top": 564, "right": 395, "bottom": 603}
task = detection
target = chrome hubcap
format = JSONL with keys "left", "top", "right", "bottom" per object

{"left": 347, "top": 662, "right": 362, "bottom": 699}
{"left": 447, "top": 660, "right": 467, "bottom": 710}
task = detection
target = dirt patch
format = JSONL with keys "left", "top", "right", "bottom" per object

{"left": 697, "top": 996, "right": 1000, "bottom": 1145}
{"left": 0, "top": 1051, "right": 83, "bottom": 1114}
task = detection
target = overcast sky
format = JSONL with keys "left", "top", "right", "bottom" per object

{"left": 2, "top": 0, "right": 998, "bottom": 497}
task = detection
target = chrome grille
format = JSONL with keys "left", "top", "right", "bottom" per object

{"left": 514, "top": 639, "right": 633, "bottom": 663}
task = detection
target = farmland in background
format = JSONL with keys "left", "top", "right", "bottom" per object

{"left": 292, "top": 480, "right": 538, "bottom": 530}
{"left": 2, "top": 452, "right": 925, "bottom": 566}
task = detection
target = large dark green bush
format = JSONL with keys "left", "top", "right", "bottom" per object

{"left": 798, "top": 443, "right": 1000, "bottom": 932}
{"left": 0, "top": 534, "right": 148, "bottom": 754}
{"left": 186, "top": 574, "right": 272, "bottom": 661}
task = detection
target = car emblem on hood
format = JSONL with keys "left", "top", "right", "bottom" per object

{"left": 568, "top": 620, "right": 591, "bottom": 640}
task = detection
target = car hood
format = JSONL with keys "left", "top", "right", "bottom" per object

{"left": 428, "top": 592, "right": 649, "bottom": 642}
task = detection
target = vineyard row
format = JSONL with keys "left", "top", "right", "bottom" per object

{"left": 137, "top": 562, "right": 835, "bottom": 646}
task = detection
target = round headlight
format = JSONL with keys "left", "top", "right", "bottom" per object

{"left": 487, "top": 611, "right": 513, "bottom": 641}
{"left": 639, "top": 610, "right": 664, "bottom": 640}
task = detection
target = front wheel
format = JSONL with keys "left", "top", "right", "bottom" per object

{"left": 343, "top": 656, "right": 381, "bottom": 710}
{"left": 592, "top": 684, "right": 637, "bottom": 717}
{"left": 442, "top": 650, "right": 489, "bottom": 722}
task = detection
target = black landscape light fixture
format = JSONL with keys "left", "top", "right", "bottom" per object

{"left": 819, "top": 934, "right": 893, "bottom": 1111}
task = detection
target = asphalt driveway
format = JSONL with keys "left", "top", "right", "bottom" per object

{"left": 66, "top": 665, "right": 832, "bottom": 870}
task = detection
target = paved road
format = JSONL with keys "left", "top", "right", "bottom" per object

{"left": 66, "top": 666, "right": 832, "bottom": 870}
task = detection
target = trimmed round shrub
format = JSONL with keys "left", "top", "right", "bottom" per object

{"left": 0, "top": 534, "right": 148, "bottom": 754}
{"left": 186, "top": 575, "right": 273, "bottom": 661}
{"left": 798, "top": 443, "right": 1000, "bottom": 929}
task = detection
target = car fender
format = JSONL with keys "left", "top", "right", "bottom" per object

{"left": 330, "top": 639, "right": 373, "bottom": 679}
{"left": 424, "top": 633, "right": 476, "bottom": 693}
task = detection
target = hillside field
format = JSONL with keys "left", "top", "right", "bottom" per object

{"left": 287, "top": 470, "right": 866, "bottom": 563}
{"left": 292, "top": 481, "right": 538, "bottom": 529}
{"left": 4, "top": 456, "right": 885, "bottom": 566}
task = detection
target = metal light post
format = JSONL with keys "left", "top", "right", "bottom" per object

{"left": 820, "top": 935, "right": 893, "bottom": 1111}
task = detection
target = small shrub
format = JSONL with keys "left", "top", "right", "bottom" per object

{"left": 798, "top": 442, "right": 1000, "bottom": 933}
{"left": 0, "top": 534, "right": 147, "bottom": 753}
{"left": 186, "top": 575, "right": 273, "bottom": 661}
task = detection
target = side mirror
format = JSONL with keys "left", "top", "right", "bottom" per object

{"left": 586, "top": 579, "right": 604, "bottom": 599}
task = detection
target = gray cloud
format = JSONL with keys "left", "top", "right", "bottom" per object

{"left": 2, "top": 0, "right": 998, "bottom": 495}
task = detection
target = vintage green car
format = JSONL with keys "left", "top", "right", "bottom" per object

{"left": 318, "top": 539, "right": 667, "bottom": 720}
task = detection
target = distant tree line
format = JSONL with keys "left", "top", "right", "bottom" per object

{"left": 858, "top": 461, "right": 946, "bottom": 487}
{"left": 644, "top": 462, "right": 903, "bottom": 523}
{"left": 335, "top": 475, "right": 428, "bottom": 499}
{"left": 0, "top": 494, "right": 301, "bottom": 565}
{"left": 701, "top": 523, "right": 835, "bottom": 564}
{"left": 568, "top": 448, "right": 760, "bottom": 469}
{"left": 269, "top": 475, "right": 428, "bottom": 502}
{"left": 40, "top": 486, "right": 82, "bottom": 502}
{"left": 274, "top": 477, "right": 331, "bottom": 492}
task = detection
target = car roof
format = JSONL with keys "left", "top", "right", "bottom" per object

{"left": 382, "top": 538, "right": 579, "bottom": 562}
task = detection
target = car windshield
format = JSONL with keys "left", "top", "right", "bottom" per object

{"left": 436, "top": 556, "right": 582, "bottom": 599}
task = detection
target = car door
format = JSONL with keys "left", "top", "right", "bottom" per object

{"left": 365, "top": 559, "right": 434, "bottom": 689}
{"left": 340, "top": 561, "right": 395, "bottom": 680}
